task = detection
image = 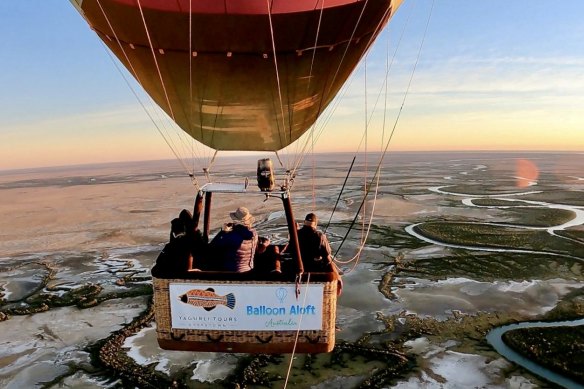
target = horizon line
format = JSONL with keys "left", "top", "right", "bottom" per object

{"left": 1, "top": 149, "right": 582, "bottom": 174}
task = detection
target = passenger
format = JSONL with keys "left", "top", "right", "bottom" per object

{"left": 188, "top": 228, "right": 208, "bottom": 271}
{"left": 177, "top": 209, "right": 207, "bottom": 271}
{"left": 177, "top": 209, "right": 194, "bottom": 240}
{"left": 253, "top": 237, "right": 281, "bottom": 275}
{"left": 209, "top": 207, "right": 258, "bottom": 272}
{"left": 297, "top": 212, "right": 343, "bottom": 295}
{"left": 153, "top": 216, "right": 193, "bottom": 277}
{"left": 297, "top": 213, "right": 334, "bottom": 272}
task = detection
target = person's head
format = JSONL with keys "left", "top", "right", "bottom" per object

{"left": 170, "top": 218, "right": 186, "bottom": 239}
{"left": 230, "top": 206, "right": 255, "bottom": 227}
{"left": 178, "top": 209, "right": 194, "bottom": 231}
{"left": 304, "top": 213, "right": 318, "bottom": 228}
{"left": 256, "top": 236, "right": 270, "bottom": 254}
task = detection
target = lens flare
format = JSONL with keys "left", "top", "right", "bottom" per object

{"left": 515, "top": 159, "right": 539, "bottom": 187}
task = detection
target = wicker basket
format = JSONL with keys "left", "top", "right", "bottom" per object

{"left": 152, "top": 275, "right": 338, "bottom": 353}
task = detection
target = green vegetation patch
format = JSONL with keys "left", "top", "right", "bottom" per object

{"left": 502, "top": 207, "right": 575, "bottom": 227}
{"left": 364, "top": 224, "right": 426, "bottom": 251}
{"left": 471, "top": 199, "right": 528, "bottom": 207}
{"left": 442, "top": 183, "right": 522, "bottom": 196}
{"left": 414, "top": 222, "right": 584, "bottom": 259}
{"left": 523, "top": 191, "right": 584, "bottom": 206}
{"left": 394, "top": 252, "right": 583, "bottom": 283}
{"left": 468, "top": 205, "right": 576, "bottom": 227}
{"left": 503, "top": 326, "right": 584, "bottom": 384}
{"left": 556, "top": 230, "right": 584, "bottom": 245}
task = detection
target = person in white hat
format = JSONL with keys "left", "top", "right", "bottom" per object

{"left": 209, "top": 207, "right": 258, "bottom": 272}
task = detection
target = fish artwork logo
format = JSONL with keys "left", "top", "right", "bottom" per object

{"left": 179, "top": 288, "right": 236, "bottom": 311}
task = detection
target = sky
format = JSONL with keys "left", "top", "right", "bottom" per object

{"left": 0, "top": 1, "right": 583, "bottom": 170}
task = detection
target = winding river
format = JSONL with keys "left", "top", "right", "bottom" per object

{"left": 405, "top": 184, "right": 584, "bottom": 388}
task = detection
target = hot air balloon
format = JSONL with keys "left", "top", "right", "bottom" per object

{"left": 71, "top": 0, "right": 403, "bottom": 151}
{"left": 71, "top": 0, "right": 404, "bottom": 353}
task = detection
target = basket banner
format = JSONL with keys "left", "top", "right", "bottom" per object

{"left": 169, "top": 283, "right": 324, "bottom": 331}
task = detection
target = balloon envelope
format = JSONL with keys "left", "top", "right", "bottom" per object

{"left": 72, "top": 0, "right": 404, "bottom": 151}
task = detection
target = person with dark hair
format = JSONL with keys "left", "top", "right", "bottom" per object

{"left": 253, "top": 236, "right": 281, "bottom": 275}
{"left": 209, "top": 207, "right": 258, "bottom": 272}
{"left": 153, "top": 211, "right": 194, "bottom": 277}
{"left": 176, "top": 209, "right": 208, "bottom": 271}
{"left": 297, "top": 213, "right": 333, "bottom": 272}
{"left": 177, "top": 209, "right": 194, "bottom": 238}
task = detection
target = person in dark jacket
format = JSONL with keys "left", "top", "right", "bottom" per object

{"left": 297, "top": 213, "right": 333, "bottom": 272}
{"left": 153, "top": 215, "right": 193, "bottom": 277}
{"left": 253, "top": 236, "right": 281, "bottom": 275}
{"left": 177, "top": 208, "right": 208, "bottom": 270}
{"left": 296, "top": 213, "right": 343, "bottom": 295}
{"left": 209, "top": 207, "right": 258, "bottom": 272}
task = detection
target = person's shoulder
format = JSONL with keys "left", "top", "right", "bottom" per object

{"left": 234, "top": 224, "right": 255, "bottom": 237}
{"left": 297, "top": 226, "right": 309, "bottom": 236}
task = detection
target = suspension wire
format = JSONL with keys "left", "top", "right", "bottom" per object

{"left": 187, "top": 1, "right": 213, "bottom": 175}
{"left": 335, "top": 57, "right": 374, "bottom": 270}
{"left": 136, "top": 0, "right": 175, "bottom": 121}
{"left": 311, "top": 125, "right": 316, "bottom": 210}
{"left": 274, "top": 150, "right": 285, "bottom": 168}
{"left": 188, "top": 0, "right": 195, "bottom": 175}
{"left": 98, "top": 0, "right": 208, "bottom": 171}
{"left": 338, "top": 18, "right": 400, "bottom": 268}
{"left": 265, "top": 0, "right": 291, "bottom": 170}
{"left": 323, "top": 155, "right": 356, "bottom": 233}
{"left": 137, "top": 1, "right": 210, "bottom": 169}
{"left": 354, "top": 0, "right": 415, "bottom": 152}
{"left": 288, "top": 0, "right": 394, "bottom": 184}
{"left": 93, "top": 0, "right": 200, "bottom": 187}
{"left": 288, "top": 0, "right": 413, "bottom": 212}
{"left": 283, "top": 273, "right": 311, "bottom": 389}
{"left": 321, "top": 0, "right": 370, "bottom": 109}
{"left": 333, "top": 166, "right": 380, "bottom": 269}
{"left": 306, "top": 0, "right": 326, "bottom": 100}
{"left": 286, "top": 0, "right": 326, "bottom": 187}
{"left": 362, "top": 57, "right": 368, "bottom": 249}
{"left": 382, "top": 21, "right": 390, "bottom": 148}
{"left": 283, "top": 0, "right": 370, "bottom": 180}
{"left": 98, "top": 42, "right": 199, "bottom": 188}
{"left": 204, "top": 150, "right": 219, "bottom": 179}
{"left": 333, "top": 0, "right": 435, "bottom": 265}
{"left": 306, "top": 0, "right": 370, "bottom": 145}
{"left": 315, "top": 1, "right": 415, "bottom": 231}
{"left": 290, "top": 0, "right": 327, "bottom": 172}
{"left": 142, "top": 0, "right": 209, "bottom": 176}
{"left": 307, "top": 3, "right": 393, "bottom": 147}
{"left": 188, "top": 0, "right": 211, "bottom": 171}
